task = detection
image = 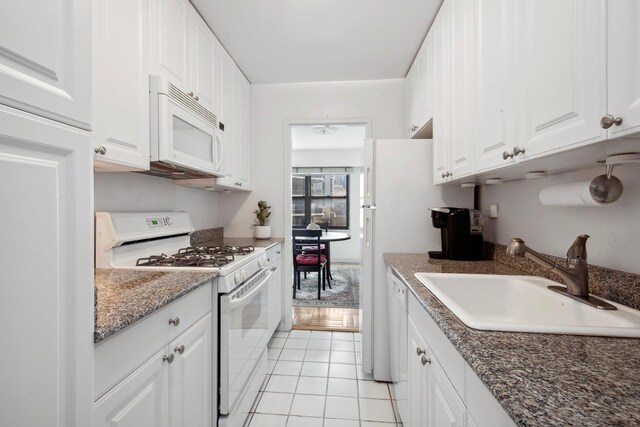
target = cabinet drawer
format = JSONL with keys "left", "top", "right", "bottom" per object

{"left": 94, "top": 282, "right": 212, "bottom": 399}
{"left": 408, "top": 292, "right": 465, "bottom": 399}
{"left": 267, "top": 243, "right": 282, "bottom": 263}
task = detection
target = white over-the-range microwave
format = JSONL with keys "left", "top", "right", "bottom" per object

{"left": 148, "top": 75, "right": 225, "bottom": 179}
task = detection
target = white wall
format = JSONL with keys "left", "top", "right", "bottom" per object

{"left": 218, "top": 79, "right": 406, "bottom": 238}
{"left": 292, "top": 149, "right": 363, "bottom": 168}
{"left": 94, "top": 172, "right": 221, "bottom": 230}
{"left": 481, "top": 164, "right": 640, "bottom": 274}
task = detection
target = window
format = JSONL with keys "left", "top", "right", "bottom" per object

{"left": 292, "top": 173, "right": 349, "bottom": 229}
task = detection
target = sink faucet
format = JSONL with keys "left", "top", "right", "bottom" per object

{"left": 506, "top": 234, "right": 590, "bottom": 297}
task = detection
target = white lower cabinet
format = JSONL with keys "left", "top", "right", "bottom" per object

{"left": 405, "top": 290, "right": 516, "bottom": 427}
{"left": 94, "top": 310, "right": 214, "bottom": 427}
{"left": 169, "top": 313, "right": 213, "bottom": 427}
{"left": 268, "top": 243, "right": 283, "bottom": 333}
{"left": 94, "top": 349, "right": 170, "bottom": 427}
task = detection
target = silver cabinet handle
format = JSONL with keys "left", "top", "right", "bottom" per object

{"left": 416, "top": 347, "right": 426, "bottom": 356}
{"left": 446, "top": 171, "right": 452, "bottom": 178}
{"left": 411, "top": 125, "right": 418, "bottom": 132}
{"left": 188, "top": 91, "right": 194, "bottom": 97}
{"left": 513, "top": 146, "right": 526, "bottom": 156}
{"left": 600, "top": 114, "right": 623, "bottom": 129}
{"left": 195, "top": 95, "right": 199, "bottom": 101}
{"left": 163, "top": 354, "right": 175, "bottom": 364}
{"left": 95, "top": 146, "right": 107, "bottom": 155}
{"left": 174, "top": 345, "right": 185, "bottom": 354}
{"left": 169, "top": 317, "right": 180, "bottom": 327}
{"left": 441, "top": 172, "right": 447, "bottom": 179}
{"left": 270, "top": 266, "right": 278, "bottom": 272}
{"left": 502, "top": 151, "right": 513, "bottom": 160}
{"left": 421, "top": 355, "right": 431, "bottom": 365}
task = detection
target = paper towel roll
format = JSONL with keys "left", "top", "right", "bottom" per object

{"left": 539, "top": 181, "right": 605, "bottom": 206}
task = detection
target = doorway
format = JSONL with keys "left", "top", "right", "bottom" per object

{"left": 285, "top": 120, "right": 370, "bottom": 332}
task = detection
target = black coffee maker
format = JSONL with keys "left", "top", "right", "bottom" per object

{"left": 428, "top": 207, "right": 484, "bottom": 261}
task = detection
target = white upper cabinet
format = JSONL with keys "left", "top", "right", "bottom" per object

{"left": 150, "top": 0, "right": 191, "bottom": 91}
{"left": 0, "top": 0, "right": 91, "bottom": 129}
{"left": 92, "top": 0, "right": 150, "bottom": 171}
{"left": 606, "top": 0, "right": 640, "bottom": 138}
{"left": 235, "top": 71, "right": 253, "bottom": 190}
{"left": 215, "top": 42, "right": 237, "bottom": 181}
{"left": 473, "top": 0, "right": 517, "bottom": 172}
{"left": 432, "top": 1, "right": 452, "bottom": 184}
{"left": 406, "top": 30, "right": 435, "bottom": 138}
{"left": 448, "top": 0, "right": 474, "bottom": 178}
{"left": 190, "top": 11, "right": 216, "bottom": 113}
{"left": 516, "top": 0, "right": 607, "bottom": 159}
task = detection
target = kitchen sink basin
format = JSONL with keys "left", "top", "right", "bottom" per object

{"left": 414, "top": 273, "right": 640, "bottom": 338}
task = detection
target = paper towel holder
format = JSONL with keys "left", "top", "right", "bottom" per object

{"left": 590, "top": 153, "right": 640, "bottom": 204}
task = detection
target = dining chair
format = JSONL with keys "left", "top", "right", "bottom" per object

{"left": 292, "top": 229, "right": 328, "bottom": 300}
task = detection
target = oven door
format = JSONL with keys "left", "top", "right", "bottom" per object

{"left": 156, "top": 94, "right": 223, "bottom": 176}
{"left": 219, "top": 268, "right": 271, "bottom": 414}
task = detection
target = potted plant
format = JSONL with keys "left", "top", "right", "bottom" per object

{"left": 253, "top": 200, "right": 272, "bottom": 239}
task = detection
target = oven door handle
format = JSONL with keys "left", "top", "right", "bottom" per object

{"left": 226, "top": 270, "right": 272, "bottom": 311}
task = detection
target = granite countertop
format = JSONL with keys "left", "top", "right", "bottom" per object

{"left": 94, "top": 269, "right": 217, "bottom": 344}
{"left": 384, "top": 253, "right": 640, "bottom": 427}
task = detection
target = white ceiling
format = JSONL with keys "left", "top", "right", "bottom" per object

{"left": 191, "top": 0, "right": 442, "bottom": 84}
{"left": 292, "top": 124, "right": 366, "bottom": 151}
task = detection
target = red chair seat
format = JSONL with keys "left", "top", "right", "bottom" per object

{"left": 296, "top": 254, "right": 327, "bottom": 265}
{"left": 301, "top": 244, "right": 326, "bottom": 251}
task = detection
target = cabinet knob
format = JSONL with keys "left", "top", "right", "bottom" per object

{"left": 95, "top": 146, "right": 107, "bottom": 155}
{"left": 195, "top": 95, "right": 199, "bottom": 101}
{"left": 188, "top": 91, "right": 194, "bottom": 97}
{"left": 600, "top": 114, "right": 623, "bottom": 129}
{"left": 416, "top": 347, "right": 426, "bottom": 356}
{"left": 502, "top": 151, "right": 514, "bottom": 160}
{"left": 276, "top": 251, "right": 281, "bottom": 254}
{"left": 174, "top": 345, "right": 185, "bottom": 354}
{"left": 441, "top": 172, "right": 446, "bottom": 179}
{"left": 447, "top": 171, "right": 452, "bottom": 178}
{"left": 421, "top": 355, "right": 431, "bottom": 366}
{"left": 411, "top": 125, "right": 418, "bottom": 132}
{"left": 163, "top": 354, "right": 175, "bottom": 364}
{"left": 513, "top": 146, "right": 526, "bottom": 156}
{"left": 169, "top": 317, "right": 180, "bottom": 327}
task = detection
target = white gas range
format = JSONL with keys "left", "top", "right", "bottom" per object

{"left": 95, "top": 211, "right": 269, "bottom": 293}
{"left": 96, "top": 212, "right": 273, "bottom": 426}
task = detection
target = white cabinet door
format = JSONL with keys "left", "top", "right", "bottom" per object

{"left": 0, "top": 106, "right": 92, "bottom": 427}
{"left": 405, "top": 63, "right": 417, "bottom": 138}
{"left": 427, "top": 356, "right": 466, "bottom": 427}
{"left": 169, "top": 314, "right": 212, "bottom": 427}
{"left": 473, "top": 0, "right": 517, "bottom": 172}
{"left": 92, "top": 0, "right": 150, "bottom": 171}
{"left": 448, "top": 0, "right": 473, "bottom": 178}
{"left": 417, "top": 31, "right": 435, "bottom": 131}
{"left": 517, "top": 0, "right": 606, "bottom": 159}
{"left": 235, "top": 71, "right": 253, "bottom": 190}
{"left": 432, "top": 1, "right": 451, "bottom": 184}
{"left": 190, "top": 10, "right": 216, "bottom": 114}
{"left": 0, "top": 1, "right": 91, "bottom": 129}
{"left": 606, "top": 0, "right": 640, "bottom": 138}
{"left": 407, "top": 316, "right": 430, "bottom": 427}
{"left": 150, "top": 0, "right": 191, "bottom": 91}
{"left": 270, "top": 260, "right": 283, "bottom": 333}
{"left": 94, "top": 350, "right": 170, "bottom": 427}
{"left": 215, "top": 43, "right": 236, "bottom": 184}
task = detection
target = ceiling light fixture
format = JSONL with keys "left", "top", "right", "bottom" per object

{"left": 312, "top": 125, "right": 338, "bottom": 135}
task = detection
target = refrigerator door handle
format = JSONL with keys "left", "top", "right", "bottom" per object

{"left": 361, "top": 205, "right": 377, "bottom": 209}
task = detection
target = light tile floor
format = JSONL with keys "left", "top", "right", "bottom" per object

{"left": 247, "top": 331, "right": 402, "bottom": 427}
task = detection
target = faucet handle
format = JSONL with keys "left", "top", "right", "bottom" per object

{"left": 566, "top": 234, "right": 589, "bottom": 262}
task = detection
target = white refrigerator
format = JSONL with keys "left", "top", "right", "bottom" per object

{"left": 360, "top": 139, "right": 472, "bottom": 381}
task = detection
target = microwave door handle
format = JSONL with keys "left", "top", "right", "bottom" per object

{"left": 215, "top": 132, "right": 224, "bottom": 172}
{"left": 226, "top": 270, "right": 272, "bottom": 311}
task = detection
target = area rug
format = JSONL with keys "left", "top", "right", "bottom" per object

{"left": 292, "top": 263, "right": 360, "bottom": 308}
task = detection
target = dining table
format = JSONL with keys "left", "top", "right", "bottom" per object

{"left": 295, "top": 230, "right": 351, "bottom": 281}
